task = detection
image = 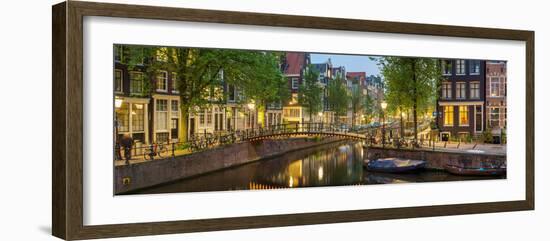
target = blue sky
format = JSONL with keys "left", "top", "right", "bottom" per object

{"left": 310, "top": 53, "right": 381, "bottom": 76}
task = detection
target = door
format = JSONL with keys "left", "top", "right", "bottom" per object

{"left": 189, "top": 118, "right": 195, "bottom": 137}
{"left": 171, "top": 118, "right": 179, "bottom": 140}
{"left": 475, "top": 106, "right": 483, "bottom": 132}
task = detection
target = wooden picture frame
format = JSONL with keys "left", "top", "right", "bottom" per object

{"left": 52, "top": 1, "right": 534, "bottom": 240}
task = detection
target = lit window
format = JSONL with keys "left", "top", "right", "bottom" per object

{"left": 444, "top": 106, "right": 454, "bottom": 126}
{"left": 456, "top": 60, "right": 466, "bottom": 75}
{"left": 459, "top": 106, "right": 468, "bottom": 126}
{"left": 156, "top": 71, "right": 168, "bottom": 92}
{"left": 470, "top": 82, "right": 480, "bottom": 99}
{"left": 456, "top": 82, "right": 466, "bottom": 99}
{"left": 114, "top": 69, "right": 123, "bottom": 93}
{"left": 132, "top": 103, "right": 144, "bottom": 132}
{"left": 116, "top": 102, "right": 129, "bottom": 132}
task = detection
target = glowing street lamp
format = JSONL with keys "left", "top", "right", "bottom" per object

{"left": 247, "top": 102, "right": 255, "bottom": 110}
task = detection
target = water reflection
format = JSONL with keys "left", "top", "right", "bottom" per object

{"left": 131, "top": 141, "right": 503, "bottom": 195}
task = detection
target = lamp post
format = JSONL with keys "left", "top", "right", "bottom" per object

{"left": 381, "top": 101, "right": 388, "bottom": 148}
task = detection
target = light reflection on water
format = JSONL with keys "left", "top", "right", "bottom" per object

{"left": 131, "top": 141, "right": 503, "bottom": 195}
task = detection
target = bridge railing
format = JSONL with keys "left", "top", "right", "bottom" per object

{"left": 115, "top": 122, "right": 373, "bottom": 164}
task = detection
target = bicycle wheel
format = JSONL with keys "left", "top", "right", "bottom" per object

{"left": 158, "top": 145, "right": 168, "bottom": 158}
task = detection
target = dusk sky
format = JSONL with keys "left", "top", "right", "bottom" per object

{"left": 311, "top": 53, "right": 381, "bottom": 76}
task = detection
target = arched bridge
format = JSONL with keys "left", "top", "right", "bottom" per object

{"left": 195, "top": 122, "right": 369, "bottom": 144}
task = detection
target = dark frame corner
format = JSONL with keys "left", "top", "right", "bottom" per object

{"left": 52, "top": 1, "right": 534, "bottom": 240}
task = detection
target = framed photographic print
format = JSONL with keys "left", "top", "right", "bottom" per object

{"left": 52, "top": 1, "right": 534, "bottom": 240}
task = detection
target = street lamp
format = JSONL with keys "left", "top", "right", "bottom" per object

{"left": 381, "top": 101, "right": 387, "bottom": 148}
{"left": 247, "top": 102, "right": 255, "bottom": 110}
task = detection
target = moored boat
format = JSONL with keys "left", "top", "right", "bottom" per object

{"left": 364, "top": 158, "right": 426, "bottom": 173}
{"left": 444, "top": 164, "right": 506, "bottom": 176}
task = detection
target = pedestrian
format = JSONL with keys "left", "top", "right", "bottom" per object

{"left": 120, "top": 133, "right": 133, "bottom": 165}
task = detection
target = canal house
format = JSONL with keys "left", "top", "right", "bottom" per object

{"left": 437, "top": 59, "right": 487, "bottom": 141}
{"left": 485, "top": 61, "right": 507, "bottom": 142}
{"left": 282, "top": 52, "right": 311, "bottom": 125}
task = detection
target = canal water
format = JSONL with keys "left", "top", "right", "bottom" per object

{"left": 133, "top": 141, "right": 504, "bottom": 194}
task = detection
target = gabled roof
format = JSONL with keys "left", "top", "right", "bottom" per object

{"left": 284, "top": 52, "right": 307, "bottom": 76}
{"left": 346, "top": 72, "right": 367, "bottom": 80}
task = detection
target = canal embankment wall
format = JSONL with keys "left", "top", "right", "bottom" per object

{"left": 365, "top": 146, "right": 506, "bottom": 170}
{"left": 115, "top": 136, "right": 346, "bottom": 194}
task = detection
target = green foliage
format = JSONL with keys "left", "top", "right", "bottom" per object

{"left": 377, "top": 57, "right": 439, "bottom": 139}
{"left": 349, "top": 84, "right": 363, "bottom": 126}
{"left": 117, "top": 45, "right": 287, "bottom": 141}
{"left": 362, "top": 94, "right": 376, "bottom": 123}
{"left": 481, "top": 129, "right": 493, "bottom": 143}
{"left": 327, "top": 74, "right": 349, "bottom": 117}
{"left": 298, "top": 65, "right": 323, "bottom": 120}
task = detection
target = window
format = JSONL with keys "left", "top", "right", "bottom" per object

{"left": 156, "top": 132, "right": 169, "bottom": 144}
{"left": 171, "top": 100, "right": 179, "bottom": 113}
{"left": 459, "top": 106, "right": 468, "bottom": 126}
{"left": 114, "top": 69, "right": 123, "bottom": 93}
{"left": 171, "top": 72, "right": 179, "bottom": 93}
{"left": 129, "top": 72, "right": 144, "bottom": 94}
{"left": 442, "top": 60, "right": 452, "bottom": 75}
{"left": 470, "top": 82, "right": 480, "bottom": 99}
{"left": 441, "top": 82, "right": 452, "bottom": 99}
{"left": 490, "top": 77, "right": 501, "bottom": 97}
{"left": 116, "top": 102, "right": 129, "bottom": 132}
{"left": 456, "top": 60, "right": 466, "bottom": 75}
{"left": 227, "top": 85, "right": 236, "bottom": 102}
{"left": 199, "top": 111, "right": 205, "bottom": 125}
{"left": 291, "top": 78, "right": 299, "bottom": 89}
{"left": 156, "top": 71, "right": 168, "bottom": 92}
{"left": 469, "top": 60, "right": 481, "bottom": 75}
{"left": 283, "top": 108, "right": 301, "bottom": 118}
{"left": 489, "top": 107, "right": 500, "bottom": 127}
{"left": 206, "top": 109, "right": 212, "bottom": 124}
{"left": 444, "top": 106, "right": 454, "bottom": 126}
{"left": 132, "top": 104, "right": 144, "bottom": 132}
{"left": 155, "top": 99, "right": 168, "bottom": 131}
{"left": 456, "top": 82, "right": 466, "bottom": 99}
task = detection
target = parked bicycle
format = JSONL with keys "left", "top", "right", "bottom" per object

{"left": 144, "top": 142, "right": 168, "bottom": 160}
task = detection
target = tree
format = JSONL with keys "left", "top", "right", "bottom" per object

{"left": 230, "top": 52, "right": 289, "bottom": 128}
{"left": 362, "top": 94, "right": 377, "bottom": 124}
{"left": 120, "top": 45, "right": 287, "bottom": 141}
{"left": 349, "top": 84, "right": 363, "bottom": 127}
{"left": 298, "top": 65, "right": 323, "bottom": 122}
{"left": 327, "top": 74, "right": 349, "bottom": 124}
{"left": 377, "top": 57, "right": 439, "bottom": 141}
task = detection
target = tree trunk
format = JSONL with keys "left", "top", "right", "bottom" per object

{"left": 412, "top": 60, "right": 418, "bottom": 142}
{"left": 400, "top": 108, "right": 405, "bottom": 138}
{"left": 181, "top": 108, "right": 189, "bottom": 142}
